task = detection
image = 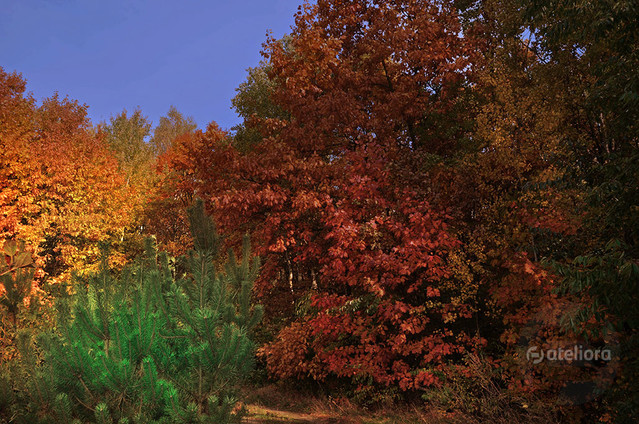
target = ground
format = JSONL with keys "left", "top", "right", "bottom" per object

{"left": 240, "top": 384, "right": 440, "bottom": 424}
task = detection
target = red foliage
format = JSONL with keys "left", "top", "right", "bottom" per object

{"left": 156, "top": 0, "right": 486, "bottom": 390}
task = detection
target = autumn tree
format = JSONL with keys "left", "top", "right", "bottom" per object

{"left": 159, "top": 0, "right": 487, "bottom": 395}
{"left": 0, "top": 67, "right": 133, "bottom": 285}
{"left": 420, "top": 0, "right": 639, "bottom": 417}
{"left": 143, "top": 124, "right": 229, "bottom": 257}
{"left": 157, "top": 3, "right": 622, "bottom": 416}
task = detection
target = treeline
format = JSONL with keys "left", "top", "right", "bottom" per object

{"left": 1, "top": 0, "right": 638, "bottom": 422}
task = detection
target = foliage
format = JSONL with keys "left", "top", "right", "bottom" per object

{"left": 0, "top": 240, "right": 36, "bottom": 363}
{"left": 231, "top": 60, "right": 289, "bottom": 151}
{"left": 160, "top": 0, "right": 484, "bottom": 395}
{"left": 102, "top": 108, "right": 153, "bottom": 183}
{"left": 152, "top": 1, "right": 637, "bottom": 421}
{"left": 0, "top": 200, "right": 262, "bottom": 423}
{"left": 0, "top": 68, "right": 134, "bottom": 285}
{"left": 0, "top": 240, "right": 35, "bottom": 325}
{"left": 2, "top": 0, "right": 638, "bottom": 421}
{"left": 149, "top": 106, "right": 197, "bottom": 156}
{"left": 516, "top": 0, "right": 639, "bottom": 418}
{"left": 144, "top": 125, "right": 229, "bottom": 257}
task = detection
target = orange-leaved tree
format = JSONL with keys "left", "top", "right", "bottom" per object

{"left": 0, "top": 68, "right": 134, "bottom": 289}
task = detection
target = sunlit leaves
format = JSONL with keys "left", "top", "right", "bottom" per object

{"left": 0, "top": 68, "right": 133, "bottom": 285}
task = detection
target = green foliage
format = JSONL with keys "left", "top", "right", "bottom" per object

{"left": 523, "top": 0, "right": 639, "bottom": 138}
{"left": 1, "top": 200, "right": 261, "bottom": 423}
{"left": 0, "top": 372, "right": 15, "bottom": 417}
{"left": 552, "top": 240, "right": 639, "bottom": 333}
{"left": 102, "top": 108, "right": 153, "bottom": 186}
{"left": 231, "top": 60, "right": 289, "bottom": 151}
{"left": 549, "top": 239, "right": 639, "bottom": 419}
{"left": 232, "top": 61, "right": 286, "bottom": 123}
{"left": 53, "top": 393, "right": 73, "bottom": 423}
{"left": 518, "top": 0, "right": 639, "bottom": 418}
{"left": 149, "top": 105, "right": 197, "bottom": 156}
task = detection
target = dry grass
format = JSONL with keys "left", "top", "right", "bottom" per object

{"left": 240, "top": 355, "right": 569, "bottom": 424}
{"left": 242, "top": 383, "right": 443, "bottom": 423}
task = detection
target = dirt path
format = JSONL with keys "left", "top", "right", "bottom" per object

{"left": 243, "top": 404, "right": 360, "bottom": 423}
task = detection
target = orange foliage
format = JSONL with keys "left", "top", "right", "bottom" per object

{"left": 0, "top": 68, "right": 133, "bottom": 286}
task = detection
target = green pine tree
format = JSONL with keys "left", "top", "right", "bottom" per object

{"left": 5, "top": 199, "right": 262, "bottom": 423}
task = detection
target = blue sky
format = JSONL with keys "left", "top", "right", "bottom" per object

{"left": 0, "top": 0, "right": 302, "bottom": 130}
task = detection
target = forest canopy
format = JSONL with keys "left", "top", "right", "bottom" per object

{"left": 1, "top": 0, "right": 638, "bottom": 422}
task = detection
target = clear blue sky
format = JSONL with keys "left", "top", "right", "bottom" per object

{"left": 0, "top": 0, "right": 302, "bottom": 130}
